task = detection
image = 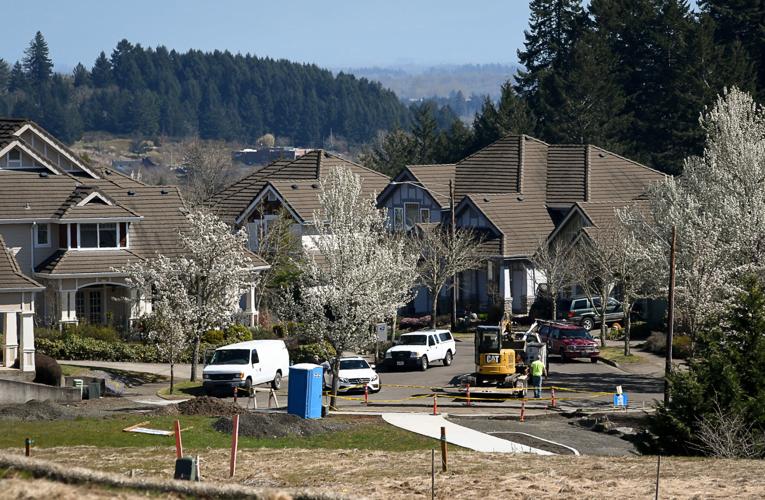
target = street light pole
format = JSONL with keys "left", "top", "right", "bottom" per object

{"left": 664, "top": 225, "right": 676, "bottom": 406}
{"left": 449, "top": 180, "right": 457, "bottom": 331}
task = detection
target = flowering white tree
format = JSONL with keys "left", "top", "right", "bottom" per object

{"left": 415, "top": 225, "right": 484, "bottom": 329}
{"left": 532, "top": 237, "right": 572, "bottom": 322}
{"left": 281, "top": 167, "right": 419, "bottom": 408}
{"left": 625, "top": 88, "right": 765, "bottom": 341}
{"left": 124, "top": 209, "right": 257, "bottom": 381}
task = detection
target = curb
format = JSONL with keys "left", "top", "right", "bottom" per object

{"left": 596, "top": 356, "right": 621, "bottom": 369}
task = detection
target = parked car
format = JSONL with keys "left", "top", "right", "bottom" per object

{"left": 202, "top": 340, "right": 289, "bottom": 395}
{"left": 559, "top": 296, "right": 625, "bottom": 331}
{"left": 322, "top": 356, "right": 380, "bottom": 393}
{"left": 538, "top": 322, "right": 600, "bottom": 362}
{"left": 384, "top": 329, "right": 456, "bottom": 371}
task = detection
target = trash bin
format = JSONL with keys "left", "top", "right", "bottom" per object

{"left": 287, "top": 363, "right": 323, "bottom": 419}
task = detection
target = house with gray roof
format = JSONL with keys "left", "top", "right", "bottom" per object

{"left": 209, "top": 149, "right": 390, "bottom": 253}
{"left": 378, "top": 134, "right": 666, "bottom": 317}
{"left": 0, "top": 118, "right": 268, "bottom": 333}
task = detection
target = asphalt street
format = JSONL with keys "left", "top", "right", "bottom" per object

{"left": 336, "top": 339, "right": 664, "bottom": 413}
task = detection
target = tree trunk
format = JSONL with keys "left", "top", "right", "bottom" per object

{"left": 450, "top": 274, "right": 458, "bottom": 331}
{"left": 390, "top": 314, "right": 397, "bottom": 343}
{"left": 431, "top": 288, "right": 439, "bottom": 329}
{"left": 190, "top": 335, "right": 200, "bottom": 382}
{"left": 170, "top": 362, "right": 175, "bottom": 395}
{"left": 599, "top": 287, "right": 608, "bottom": 348}
{"left": 624, "top": 302, "right": 632, "bottom": 357}
{"left": 551, "top": 288, "right": 557, "bottom": 322}
{"left": 329, "top": 356, "right": 341, "bottom": 410}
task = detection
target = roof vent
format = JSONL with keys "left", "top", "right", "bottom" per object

{"left": 39, "top": 172, "right": 48, "bottom": 178}
{"left": 311, "top": 183, "right": 319, "bottom": 189}
{"left": 24, "top": 203, "right": 31, "bottom": 210}
{"left": 599, "top": 152, "right": 606, "bottom": 158}
{"left": 517, "top": 195, "right": 524, "bottom": 201}
{"left": 127, "top": 190, "right": 136, "bottom": 196}
{"left": 291, "top": 184, "right": 298, "bottom": 189}
{"left": 483, "top": 197, "right": 490, "bottom": 203}
{"left": 160, "top": 189, "right": 169, "bottom": 195}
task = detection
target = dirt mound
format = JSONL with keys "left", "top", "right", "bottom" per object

{"left": 160, "top": 397, "right": 242, "bottom": 417}
{"left": 214, "top": 412, "right": 349, "bottom": 438}
{"left": 0, "top": 400, "right": 78, "bottom": 421}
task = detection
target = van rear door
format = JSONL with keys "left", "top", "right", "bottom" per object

{"left": 251, "top": 349, "right": 263, "bottom": 383}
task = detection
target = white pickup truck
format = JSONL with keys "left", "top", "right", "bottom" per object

{"left": 384, "top": 329, "right": 456, "bottom": 371}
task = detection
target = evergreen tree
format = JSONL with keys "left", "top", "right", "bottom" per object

{"left": 0, "top": 59, "right": 10, "bottom": 93}
{"left": 72, "top": 63, "right": 90, "bottom": 87}
{"left": 8, "top": 62, "right": 28, "bottom": 93}
{"left": 515, "top": 0, "right": 588, "bottom": 139}
{"left": 91, "top": 51, "right": 112, "bottom": 88}
{"left": 471, "top": 83, "right": 534, "bottom": 151}
{"left": 22, "top": 31, "right": 53, "bottom": 85}
{"left": 411, "top": 102, "right": 440, "bottom": 164}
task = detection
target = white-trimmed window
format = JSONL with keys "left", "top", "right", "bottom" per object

{"left": 404, "top": 203, "right": 419, "bottom": 230}
{"left": 7, "top": 149, "right": 22, "bottom": 168}
{"left": 420, "top": 208, "right": 431, "bottom": 224}
{"left": 77, "top": 223, "right": 123, "bottom": 249}
{"left": 393, "top": 207, "right": 404, "bottom": 231}
{"left": 35, "top": 223, "right": 50, "bottom": 247}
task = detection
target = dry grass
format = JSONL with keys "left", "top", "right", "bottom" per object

{"left": 9, "top": 446, "right": 765, "bottom": 499}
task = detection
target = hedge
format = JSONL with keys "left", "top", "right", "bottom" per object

{"left": 36, "top": 336, "right": 163, "bottom": 363}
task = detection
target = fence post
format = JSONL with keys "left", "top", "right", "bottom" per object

{"left": 440, "top": 426, "right": 448, "bottom": 472}
{"left": 229, "top": 414, "right": 239, "bottom": 478}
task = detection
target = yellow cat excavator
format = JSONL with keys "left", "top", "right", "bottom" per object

{"left": 468, "top": 316, "right": 546, "bottom": 391}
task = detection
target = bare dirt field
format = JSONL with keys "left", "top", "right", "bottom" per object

{"left": 6, "top": 446, "right": 764, "bottom": 499}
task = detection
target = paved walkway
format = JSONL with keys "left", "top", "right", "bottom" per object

{"left": 382, "top": 413, "right": 552, "bottom": 455}
{"left": 60, "top": 361, "right": 192, "bottom": 379}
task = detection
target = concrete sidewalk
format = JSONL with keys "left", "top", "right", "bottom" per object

{"left": 60, "top": 360, "right": 192, "bottom": 379}
{"left": 382, "top": 413, "right": 552, "bottom": 455}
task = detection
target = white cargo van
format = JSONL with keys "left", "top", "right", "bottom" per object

{"left": 202, "top": 340, "right": 289, "bottom": 395}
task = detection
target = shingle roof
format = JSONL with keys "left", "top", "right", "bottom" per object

{"left": 209, "top": 150, "right": 389, "bottom": 224}
{"left": 36, "top": 249, "right": 141, "bottom": 276}
{"left": 444, "top": 134, "right": 667, "bottom": 259}
{"left": 55, "top": 186, "right": 143, "bottom": 221}
{"left": 407, "top": 164, "right": 456, "bottom": 206}
{"left": 0, "top": 234, "right": 43, "bottom": 290}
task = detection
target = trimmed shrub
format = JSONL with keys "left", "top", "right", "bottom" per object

{"left": 288, "top": 341, "right": 336, "bottom": 364}
{"left": 36, "top": 335, "right": 162, "bottom": 363}
{"left": 33, "top": 353, "right": 62, "bottom": 386}
{"left": 644, "top": 331, "right": 691, "bottom": 359}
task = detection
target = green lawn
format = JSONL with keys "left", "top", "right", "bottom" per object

{"left": 0, "top": 414, "right": 438, "bottom": 452}
{"left": 599, "top": 346, "right": 644, "bottom": 364}
{"left": 157, "top": 380, "right": 204, "bottom": 398}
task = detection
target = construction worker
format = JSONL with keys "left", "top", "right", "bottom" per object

{"left": 530, "top": 354, "right": 547, "bottom": 398}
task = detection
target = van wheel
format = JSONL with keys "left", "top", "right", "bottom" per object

{"left": 582, "top": 317, "right": 595, "bottom": 331}
{"left": 443, "top": 351, "right": 453, "bottom": 366}
{"left": 244, "top": 377, "right": 253, "bottom": 393}
{"left": 272, "top": 371, "right": 282, "bottom": 390}
{"left": 420, "top": 356, "right": 429, "bottom": 371}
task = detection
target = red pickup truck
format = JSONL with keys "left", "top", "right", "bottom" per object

{"left": 538, "top": 322, "right": 600, "bottom": 362}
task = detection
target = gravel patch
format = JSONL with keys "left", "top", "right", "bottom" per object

{"left": 0, "top": 400, "right": 79, "bottom": 421}
{"left": 214, "top": 412, "right": 349, "bottom": 438}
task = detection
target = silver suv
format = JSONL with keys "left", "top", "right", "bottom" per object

{"left": 559, "top": 296, "right": 624, "bottom": 331}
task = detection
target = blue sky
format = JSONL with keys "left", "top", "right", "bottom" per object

{"left": 0, "top": 0, "right": 531, "bottom": 71}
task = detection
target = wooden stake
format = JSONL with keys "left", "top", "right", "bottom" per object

{"left": 431, "top": 448, "right": 435, "bottom": 500}
{"left": 655, "top": 454, "right": 661, "bottom": 500}
{"left": 440, "top": 426, "right": 448, "bottom": 472}
{"left": 174, "top": 420, "right": 183, "bottom": 459}
{"left": 229, "top": 414, "right": 239, "bottom": 478}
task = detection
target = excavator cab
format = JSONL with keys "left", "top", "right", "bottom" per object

{"left": 474, "top": 325, "right": 516, "bottom": 383}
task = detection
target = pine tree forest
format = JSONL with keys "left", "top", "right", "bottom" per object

{"left": 2, "top": 1, "right": 765, "bottom": 176}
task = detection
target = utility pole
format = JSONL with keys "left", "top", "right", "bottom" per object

{"left": 450, "top": 179, "right": 457, "bottom": 331}
{"left": 664, "top": 225, "right": 676, "bottom": 406}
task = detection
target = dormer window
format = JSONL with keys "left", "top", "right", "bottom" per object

{"left": 76, "top": 223, "right": 125, "bottom": 249}
{"left": 7, "top": 149, "right": 21, "bottom": 168}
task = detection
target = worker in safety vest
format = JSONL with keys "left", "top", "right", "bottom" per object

{"left": 530, "top": 355, "right": 547, "bottom": 398}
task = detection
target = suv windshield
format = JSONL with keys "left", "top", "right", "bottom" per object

{"left": 340, "top": 359, "right": 370, "bottom": 370}
{"left": 209, "top": 349, "right": 250, "bottom": 365}
{"left": 400, "top": 335, "right": 427, "bottom": 345}
{"left": 560, "top": 329, "right": 593, "bottom": 339}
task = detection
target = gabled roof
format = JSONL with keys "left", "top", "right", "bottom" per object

{"left": 55, "top": 186, "right": 143, "bottom": 221}
{"left": 0, "top": 234, "right": 43, "bottom": 291}
{"left": 36, "top": 248, "right": 142, "bottom": 277}
{"left": 454, "top": 135, "right": 522, "bottom": 199}
{"left": 407, "top": 164, "right": 456, "bottom": 206}
{"left": 0, "top": 118, "right": 98, "bottom": 178}
{"left": 209, "top": 150, "right": 389, "bottom": 225}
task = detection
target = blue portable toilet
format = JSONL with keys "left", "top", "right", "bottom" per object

{"left": 287, "top": 363, "right": 323, "bottom": 419}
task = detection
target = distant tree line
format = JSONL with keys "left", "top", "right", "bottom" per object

{"left": 368, "top": 0, "right": 765, "bottom": 176}
{"left": 0, "top": 32, "right": 411, "bottom": 145}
